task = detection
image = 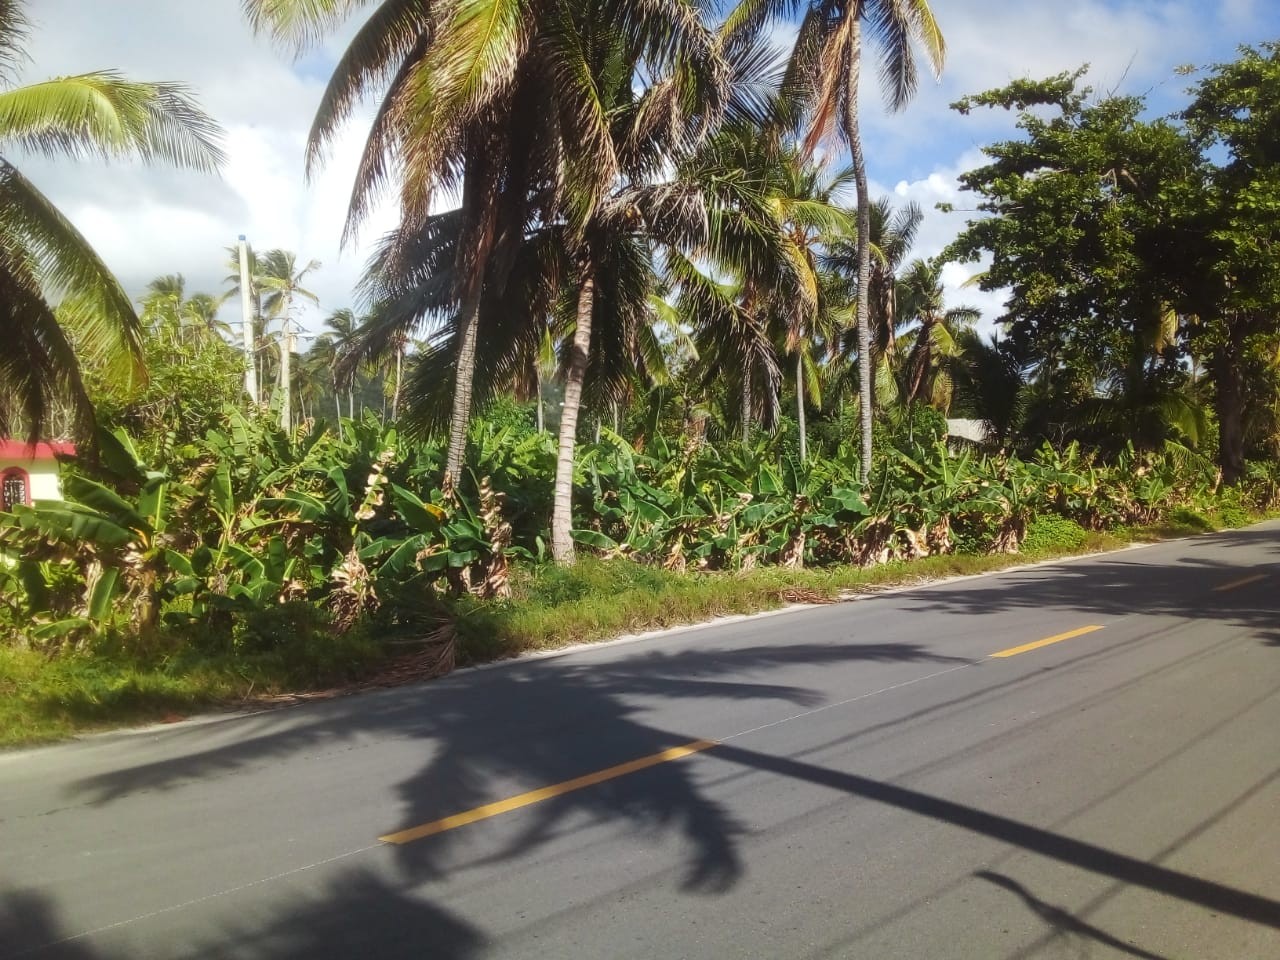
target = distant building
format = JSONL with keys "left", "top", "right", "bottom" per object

{"left": 945, "top": 419, "right": 992, "bottom": 446}
{"left": 0, "top": 440, "right": 75, "bottom": 510}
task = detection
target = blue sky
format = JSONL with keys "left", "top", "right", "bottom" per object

{"left": 14, "top": 0, "right": 1280, "bottom": 334}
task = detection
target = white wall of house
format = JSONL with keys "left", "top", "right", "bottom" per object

{"left": 0, "top": 458, "right": 63, "bottom": 501}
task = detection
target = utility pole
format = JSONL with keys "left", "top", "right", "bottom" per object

{"left": 238, "top": 236, "right": 258, "bottom": 406}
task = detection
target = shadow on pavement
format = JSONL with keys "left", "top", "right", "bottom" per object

{"left": 0, "top": 874, "right": 485, "bottom": 960}
{"left": 975, "top": 871, "right": 1171, "bottom": 960}
{"left": 900, "top": 525, "right": 1280, "bottom": 646}
{"left": 6, "top": 526, "right": 1275, "bottom": 957}
{"left": 710, "top": 741, "right": 1280, "bottom": 931}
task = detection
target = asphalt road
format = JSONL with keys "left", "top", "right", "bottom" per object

{"left": 3, "top": 523, "right": 1280, "bottom": 959}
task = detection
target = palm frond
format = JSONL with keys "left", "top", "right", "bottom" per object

{"left": 0, "top": 0, "right": 29, "bottom": 86}
{"left": 867, "top": 0, "right": 945, "bottom": 113}
{"left": 242, "top": 0, "right": 373, "bottom": 50}
{"left": 0, "top": 73, "right": 224, "bottom": 171}
{"left": 0, "top": 160, "right": 142, "bottom": 381}
{"left": 304, "top": 0, "right": 431, "bottom": 175}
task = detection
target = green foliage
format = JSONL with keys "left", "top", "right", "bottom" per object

{"left": 1021, "top": 515, "right": 1088, "bottom": 556}
{"left": 86, "top": 311, "right": 245, "bottom": 463}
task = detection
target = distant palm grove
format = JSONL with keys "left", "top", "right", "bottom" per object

{"left": 1, "top": 0, "right": 1278, "bottom": 687}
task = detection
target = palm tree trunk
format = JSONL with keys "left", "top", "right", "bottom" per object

{"left": 741, "top": 372, "right": 751, "bottom": 444}
{"left": 552, "top": 273, "right": 595, "bottom": 565}
{"left": 392, "top": 342, "right": 404, "bottom": 420}
{"left": 906, "top": 322, "right": 932, "bottom": 408}
{"left": 1212, "top": 340, "right": 1247, "bottom": 485}
{"left": 279, "top": 318, "right": 292, "bottom": 433}
{"left": 334, "top": 376, "right": 343, "bottom": 437}
{"left": 843, "top": 21, "right": 874, "bottom": 484}
{"left": 445, "top": 299, "right": 481, "bottom": 488}
{"left": 536, "top": 366, "right": 545, "bottom": 433}
{"left": 796, "top": 351, "right": 808, "bottom": 462}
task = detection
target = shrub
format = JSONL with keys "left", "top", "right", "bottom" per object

{"left": 1021, "top": 514, "right": 1088, "bottom": 555}
{"left": 1168, "top": 507, "right": 1214, "bottom": 531}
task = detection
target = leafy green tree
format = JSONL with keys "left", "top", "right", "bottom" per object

{"left": 1183, "top": 42, "right": 1280, "bottom": 483}
{"left": 0, "top": 0, "right": 222, "bottom": 441}
{"left": 947, "top": 72, "right": 1212, "bottom": 458}
{"left": 86, "top": 305, "right": 244, "bottom": 464}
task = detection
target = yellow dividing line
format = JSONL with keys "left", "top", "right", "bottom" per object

{"left": 379, "top": 739, "right": 718, "bottom": 845}
{"left": 1212, "top": 572, "right": 1268, "bottom": 593}
{"left": 990, "top": 625, "right": 1105, "bottom": 659}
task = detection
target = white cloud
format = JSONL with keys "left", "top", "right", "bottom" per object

{"left": 868, "top": 148, "right": 1009, "bottom": 332}
{"left": 12, "top": 0, "right": 392, "bottom": 336}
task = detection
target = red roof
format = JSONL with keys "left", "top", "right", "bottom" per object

{"left": 0, "top": 440, "right": 77, "bottom": 461}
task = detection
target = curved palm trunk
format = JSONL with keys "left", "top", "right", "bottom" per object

{"left": 906, "top": 319, "right": 933, "bottom": 408}
{"left": 444, "top": 299, "right": 481, "bottom": 488}
{"left": 552, "top": 273, "right": 595, "bottom": 565}
{"left": 796, "top": 350, "right": 808, "bottom": 462}
{"left": 333, "top": 375, "right": 343, "bottom": 437}
{"left": 844, "top": 21, "right": 873, "bottom": 484}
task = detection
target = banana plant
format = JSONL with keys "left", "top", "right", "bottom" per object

{"left": 0, "top": 428, "right": 175, "bottom": 639}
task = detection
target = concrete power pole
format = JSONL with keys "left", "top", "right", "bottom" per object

{"left": 238, "top": 236, "right": 258, "bottom": 406}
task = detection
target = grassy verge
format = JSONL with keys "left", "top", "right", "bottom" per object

{"left": 0, "top": 514, "right": 1267, "bottom": 748}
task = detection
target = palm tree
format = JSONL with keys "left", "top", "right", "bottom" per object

{"left": 0, "top": 0, "right": 223, "bottom": 441}
{"left": 244, "top": 0, "right": 727, "bottom": 489}
{"left": 256, "top": 248, "right": 320, "bottom": 432}
{"left": 140, "top": 275, "right": 228, "bottom": 349}
{"left": 182, "top": 292, "right": 230, "bottom": 343}
{"left": 727, "top": 0, "right": 945, "bottom": 482}
{"left": 947, "top": 328, "right": 1025, "bottom": 449}
{"left": 895, "top": 257, "right": 979, "bottom": 411}
{"left": 322, "top": 307, "right": 365, "bottom": 420}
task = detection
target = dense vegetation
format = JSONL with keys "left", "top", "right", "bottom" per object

{"left": 0, "top": 1, "right": 1278, "bottom": 742}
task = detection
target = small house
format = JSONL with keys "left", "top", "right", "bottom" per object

{"left": 0, "top": 440, "right": 75, "bottom": 510}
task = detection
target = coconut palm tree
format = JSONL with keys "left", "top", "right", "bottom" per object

{"left": 256, "top": 248, "right": 320, "bottom": 432}
{"left": 726, "top": 0, "right": 945, "bottom": 482}
{"left": 947, "top": 328, "right": 1025, "bottom": 449}
{"left": 244, "top": 0, "right": 727, "bottom": 488}
{"left": 0, "top": 0, "right": 223, "bottom": 441}
{"left": 895, "top": 257, "right": 979, "bottom": 411}
{"left": 182, "top": 292, "right": 230, "bottom": 343}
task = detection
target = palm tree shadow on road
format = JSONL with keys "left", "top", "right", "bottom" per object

{"left": 9, "top": 530, "right": 1279, "bottom": 958}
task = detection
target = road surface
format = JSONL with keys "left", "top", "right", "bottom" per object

{"left": 3, "top": 523, "right": 1279, "bottom": 959}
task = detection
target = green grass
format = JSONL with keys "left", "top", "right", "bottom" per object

{"left": 454, "top": 539, "right": 1128, "bottom": 663}
{"left": 0, "top": 627, "right": 385, "bottom": 748}
{"left": 0, "top": 512, "right": 1269, "bottom": 749}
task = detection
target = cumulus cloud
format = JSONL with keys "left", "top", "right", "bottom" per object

{"left": 12, "top": 0, "right": 390, "bottom": 336}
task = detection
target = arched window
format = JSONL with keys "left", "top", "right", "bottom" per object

{"left": 1, "top": 467, "right": 30, "bottom": 510}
